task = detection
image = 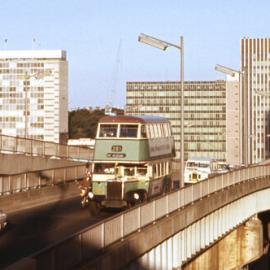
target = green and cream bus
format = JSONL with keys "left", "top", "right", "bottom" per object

{"left": 88, "top": 115, "right": 175, "bottom": 208}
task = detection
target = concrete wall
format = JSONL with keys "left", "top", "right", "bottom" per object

{"left": 0, "top": 182, "right": 80, "bottom": 213}
{"left": 0, "top": 153, "right": 83, "bottom": 175}
{"left": 77, "top": 178, "right": 270, "bottom": 270}
{"left": 183, "top": 218, "right": 263, "bottom": 270}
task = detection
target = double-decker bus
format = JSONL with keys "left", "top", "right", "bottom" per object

{"left": 84, "top": 115, "right": 175, "bottom": 208}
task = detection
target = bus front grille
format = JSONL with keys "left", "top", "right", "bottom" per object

{"left": 107, "top": 182, "right": 122, "bottom": 200}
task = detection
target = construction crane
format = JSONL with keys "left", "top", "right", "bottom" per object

{"left": 105, "top": 40, "right": 122, "bottom": 115}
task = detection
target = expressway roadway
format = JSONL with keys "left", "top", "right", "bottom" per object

{"left": 0, "top": 196, "right": 118, "bottom": 268}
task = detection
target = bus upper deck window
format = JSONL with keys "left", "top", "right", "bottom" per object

{"left": 99, "top": 124, "right": 117, "bottom": 137}
{"left": 120, "top": 124, "right": 138, "bottom": 138}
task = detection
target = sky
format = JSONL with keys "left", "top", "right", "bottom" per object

{"left": 0, "top": 0, "right": 270, "bottom": 109}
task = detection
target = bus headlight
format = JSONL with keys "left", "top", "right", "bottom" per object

{"left": 80, "top": 189, "right": 86, "bottom": 197}
{"left": 88, "top": 192, "right": 94, "bottom": 199}
{"left": 133, "top": 193, "right": 140, "bottom": 200}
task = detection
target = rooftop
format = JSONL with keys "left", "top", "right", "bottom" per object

{"left": 0, "top": 50, "right": 66, "bottom": 60}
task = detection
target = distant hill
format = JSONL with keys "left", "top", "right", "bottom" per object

{"left": 68, "top": 107, "right": 124, "bottom": 139}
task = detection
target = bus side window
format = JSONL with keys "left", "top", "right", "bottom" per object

{"left": 141, "top": 124, "right": 147, "bottom": 138}
{"left": 153, "top": 165, "right": 156, "bottom": 178}
{"left": 146, "top": 125, "right": 151, "bottom": 138}
{"left": 164, "top": 124, "right": 169, "bottom": 137}
{"left": 149, "top": 124, "right": 154, "bottom": 138}
{"left": 157, "top": 124, "right": 162, "bottom": 138}
{"left": 160, "top": 124, "right": 165, "bottom": 137}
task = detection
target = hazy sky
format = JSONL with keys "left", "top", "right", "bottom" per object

{"left": 0, "top": 0, "right": 269, "bottom": 109}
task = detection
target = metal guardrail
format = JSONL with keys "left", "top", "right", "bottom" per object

{"left": 0, "top": 164, "right": 86, "bottom": 196}
{"left": 30, "top": 164, "right": 270, "bottom": 269}
{"left": 0, "top": 134, "right": 93, "bottom": 161}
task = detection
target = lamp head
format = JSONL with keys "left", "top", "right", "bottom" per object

{"left": 138, "top": 33, "right": 168, "bottom": 51}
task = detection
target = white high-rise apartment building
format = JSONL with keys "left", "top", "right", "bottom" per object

{"left": 0, "top": 50, "right": 68, "bottom": 143}
{"left": 241, "top": 38, "right": 270, "bottom": 164}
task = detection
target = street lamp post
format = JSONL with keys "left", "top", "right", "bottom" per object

{"left": 215, "top": 64, "right": 246, "bottom": 165}
{"left": 138, "top": 33, "right": 184, "bottom": 187}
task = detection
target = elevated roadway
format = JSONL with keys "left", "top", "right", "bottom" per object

{"left": 0, "top": 197, "right": 117, "bottom": 269}
{"left": 13, "top": 163, "right": 270, "bottom": 270}
{"left": 0, "top": 134, "right": 93, "bottom": 162}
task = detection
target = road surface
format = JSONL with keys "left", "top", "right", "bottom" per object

{"left": 0, "top": 197, "right": 117, "bottom": 268}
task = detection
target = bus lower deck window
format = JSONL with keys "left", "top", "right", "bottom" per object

{"left": 94, "top": 163, "right": 115, "bottom": 174}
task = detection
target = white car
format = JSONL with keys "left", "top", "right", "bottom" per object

{"left": 0, "top": 210, "right": 7, "bottom": 231}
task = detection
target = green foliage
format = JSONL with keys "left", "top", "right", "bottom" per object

{"left": 68, "top": 109, "right": 105, "bottom": 139}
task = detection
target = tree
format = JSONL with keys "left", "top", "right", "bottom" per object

{"left": 68, "top": 109, "right": 105, "bottom": 139}
{"left": 69, "top": 107, "right": 124, "bottom": 139}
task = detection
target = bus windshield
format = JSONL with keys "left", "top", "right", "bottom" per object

{"left": 119, "top": 124, "right": 138, "bottom": 138}
{"left": 99, "top": 124, "right": 117, "bottom": 137}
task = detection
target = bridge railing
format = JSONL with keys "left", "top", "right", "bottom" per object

{"left": 0, "top": 134, "right": 93, "bottom": 161}
{"left": 0, "top": 164, "right": 86, "bottom": 196}
{"left": 31, "top": 164, "right": 270, "bottom": 269}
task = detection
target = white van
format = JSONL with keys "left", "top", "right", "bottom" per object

{"left": 184, "top": 157, "right": 229, "bottom": 185}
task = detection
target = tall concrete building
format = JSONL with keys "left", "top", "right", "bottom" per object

{"left": 0, "top": 50, "right": 68, "bottom": 143}
{"left": 126, "top": 81, "right": 229, "bottom": 162}
{"left": 241, "top": 38, "right": 270, "bottom": 164}
{"left": 225, "top": 76, "right": 241, "bottom": 165}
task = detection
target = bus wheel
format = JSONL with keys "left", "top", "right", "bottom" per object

{"left": 89, "top": 201, "right": 100, "bottom": 216}
{"left": 163, "top": 177, "right": 172, "bottom": 194}
{"left": 133, "top": 190, "right": 147, "bottom": 204}
{"left": 139, "top": 191, "right": 147, "bottom": 202}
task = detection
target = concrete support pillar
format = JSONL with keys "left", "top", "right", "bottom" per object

{"left": 182, "top": 217, "right": 263, "bottom": 270}
{"left": 213, "top": 211, "right": 218, "bottom": 241}
{"left": 181, "top": 229, "right": 186, "bottom": 262}
{"left": 191, "top": 224, "right": 196, "bottom": 256}
{"left": 186, "top": 226, "right": 192, "bottom": 259}
{"left": 267, "top": 222, "right": 270, "bottom": 240}
{"left": 201, "top": 218, "right": 206, "bottom": 249}
{"left": 195, "top": 221, "right": 200, "bottom": 253}
{"left": 205, "top": 215, "right": 210, "bottom": 247}
{"left": 209, "top": 213, "right": 213, "bottom": 244}
{"left": 240, "top": 217, "right": 263, "bottom": 265}
{"left": 172, "top": 234, "right": 178, "bottom": 268}
{"left": 167, "top": 238, "right": 173, "bottom": 270}
{"left": 155, "top": 244, "right": 161, "bottom": 269}
{"left": 148, "top": 248, "right": 155, "bottom": 270}
{"left": 161, "top": 241, "right": 167, "bottom": 269}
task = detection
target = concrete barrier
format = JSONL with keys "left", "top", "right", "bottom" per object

{"left": 5, "top": 258, "right": 36, "bottom": 270}
{"left": 0, "top": 153, "right": 84, "bottom": 175}
{"left": 0, "top": 182, "right": 80, "bottom": 213}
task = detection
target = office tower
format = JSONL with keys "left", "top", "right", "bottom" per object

{"left": 126, "top": 81, "right": 227, "bottom": 162}
{"left": 241, "top": 38, "right": 270, "bottom": 164}
{"left": 0, "top": 50, "right": 68, "bottom": 143}
{"left": 225, "top": 76, "right": 241, "bottom": 165}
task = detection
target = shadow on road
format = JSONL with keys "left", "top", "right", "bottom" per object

{"left": 1, "top": 182, "right": 149, "bottom": 270}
